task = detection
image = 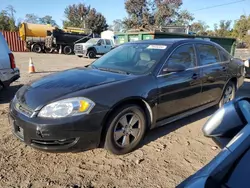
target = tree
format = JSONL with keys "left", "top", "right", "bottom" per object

{"left": 214, "top": 20, "right": 232, "bottom": 37}
{"left": 123, "top": 0, "right": 192, "bottom": 30}
{"left": 24, "top": 14, "right": 39, "bottom": 24}
{"left": 109, "top": 19, "right": 124, "bottom": 32}
{"left": 232, "top": 15, "right": 250, "bottom": 40}
{"left": 174, "top": 9, "right": 194, "bottom": 26}
{"left": 153, "top": 0, "right": 182, "bottom": 27}
{"left": 63, "top": 3, "right": 108, "bottom": 34}
{"left": 190, "top": 20, "right": 209, "bottom": 34}
{"left": 123, "top": 0, "right": 151, "bottom": 29}
{"left": 39, "top": 15, "right": 57, "bottom": 26}
{"left": 0, "top": 5, "right": 17, "bottom": 31}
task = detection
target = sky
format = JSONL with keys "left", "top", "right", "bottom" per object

{"left": 0, "top": 0, "right": 250, "bottom": 29}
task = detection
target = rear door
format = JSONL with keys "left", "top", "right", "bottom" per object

{"left": 156, "top": 44, "right": 202, "bottom": 120}
{"left": 104, "top": 39, "right": 112, "bottom": 53}
{"left": 0, "top": 33, "right": 11, "bottom": 69}
{"left": 196, "top": 44, "right": 229, "bottom": 105}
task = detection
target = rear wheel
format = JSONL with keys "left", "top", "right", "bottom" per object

{"left": 218, "top": 81, "right": 236, "bottom": 108}
{"left": 104, "top": 105, "right": 147, "bottom": 155}
{"left": 63, "top": 46, "right": 72, "bottom": 55}
{"left": 88, "top": 50, "right": 96, "bottom": 59}
{"left": 32, "top": 44, "right": 42, "bottom": 53}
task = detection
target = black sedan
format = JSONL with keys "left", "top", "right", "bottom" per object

{"left": 9, "top": 39, "right": 245, "bottom": 155}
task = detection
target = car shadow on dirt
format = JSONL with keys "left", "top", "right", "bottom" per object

{"left": 141, "top": 107, "right": 217, "bottom": 147}
{"left": 0, "top": 84, "right": 23, "bottom": 104}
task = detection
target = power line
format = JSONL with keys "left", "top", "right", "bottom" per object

{"left": 193, "top": 0, "right": 246, "bottom": 12}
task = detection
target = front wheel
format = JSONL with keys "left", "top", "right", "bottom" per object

{"left": 218, "top": 81, "right": 236, "bottom": 108}
{"left": 104, "top": 105, "right": 147, "bottom": 155}
{"left": 88, "top": 50, "right": 96, "bottom": 59}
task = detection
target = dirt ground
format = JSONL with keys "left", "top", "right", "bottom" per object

{"left": 0, "top": 53, "right": 249, "bottom": 188}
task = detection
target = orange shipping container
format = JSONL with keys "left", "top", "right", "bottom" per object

{"left": 1, "top": 31, "right": 26, "bottom": 52}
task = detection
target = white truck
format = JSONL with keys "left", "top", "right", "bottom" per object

{"left": 74, "top": 38, "right": 114, "bottom": 58}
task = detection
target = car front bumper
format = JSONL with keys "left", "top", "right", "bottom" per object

{"left": 2, "top": 68, "right": 20, "bottom": 87}
{"left": 74, "top": 50, "right": 87, "bottom": 56}
{"left": 9, "top": 101, "right": 108, "bottom": 152}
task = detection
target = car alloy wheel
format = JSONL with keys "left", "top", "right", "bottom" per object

{"left": 104, "top": 105, "right": 147, "bottom": 155}
{"left": 114, "top": 113, "right": 142, "bottom": 148}
{"left": 219, "top": 81, "right": 236, "bottom": 108}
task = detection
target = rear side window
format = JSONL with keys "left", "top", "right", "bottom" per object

{"left": 105, "top": 40, "right": 111, "bottom": 45}
{"left": 219, "top": 49, "right": 231, "bottom": 62}
{"left": 166, "top": 44, "right": 196, "bottom": 69}
{"left": 197, "top": 44, "right": 220, "bottom": 65}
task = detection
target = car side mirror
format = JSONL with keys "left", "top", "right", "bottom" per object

{"left": 202, "top": 97, "right": 250, "bottom": 148}
{"left": 162, "top": 63, "right": 186, "bottom": 73}
{"left": 97, "top": 42, "right": 101, "bottom": 46}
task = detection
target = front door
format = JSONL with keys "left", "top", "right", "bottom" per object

{"left": 196, "top": 44, "right": 229, "bottom": 105}
{"left": 157, "top": 44, "right": 202, "bottom": 120}
{"left": 95, "top": 39, "right": 106, "bottom": 54}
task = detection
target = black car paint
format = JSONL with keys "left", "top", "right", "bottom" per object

{"left": 9, "top": 39, "right": 244, "bottom": 152}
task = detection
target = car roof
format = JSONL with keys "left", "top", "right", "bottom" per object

{"left": 128, "top": 38, "right": 218, "bottom": 46}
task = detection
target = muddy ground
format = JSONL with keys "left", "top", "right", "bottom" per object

{"left": 0, "top": 53, "right": 249, "bottom": 188}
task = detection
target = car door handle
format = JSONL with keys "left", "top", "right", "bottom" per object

{"left": 192, "top": 73, "right": 199, "bottom": 80}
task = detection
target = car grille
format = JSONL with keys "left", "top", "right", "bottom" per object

{"left": 12, "top": 97, "right": 34, "bottom": 118}
{"left": 74, "top": 44, "right": 83, "bottom": 51}
{"left": 31, "top": 138, "right": 78, "bottom": 147}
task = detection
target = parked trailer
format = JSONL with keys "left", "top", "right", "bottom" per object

{"left": 115, "top": 31, "right": 236, "bottom": 56}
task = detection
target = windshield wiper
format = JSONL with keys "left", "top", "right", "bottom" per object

{"left": 90, "top": 64, "right": 98, "bottom": 69}
{"left": 98, "top": 67, "right": 130, "bottom": 75}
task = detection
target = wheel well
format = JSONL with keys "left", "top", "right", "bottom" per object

{"left": 99, "top": 98, "right": 152, "bottom": 147}
{"left": 87, "top": 47, "right": 96, "bottom": 53}
{"left": 230, "top": 77, "right": 237, "bottom": 87}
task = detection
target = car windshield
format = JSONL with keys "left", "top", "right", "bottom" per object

{"left": 86, "top": 38, "right": 100, "bottom": 44}
{"left": 91, "top": 43, "right": 168, "bottom": 74}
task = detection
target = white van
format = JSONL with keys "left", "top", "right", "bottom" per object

{"left": 0, "top": 32, "right": 20, "bottom": 90}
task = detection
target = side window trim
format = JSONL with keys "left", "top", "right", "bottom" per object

{"left": 157, "top": 43, "right": 198, "bottom": 77}
{"left": 196, "top": 43, "right": 220, "bottom": 67}
{"left": 218, "top": 47, "right": 232, "bottom": 62}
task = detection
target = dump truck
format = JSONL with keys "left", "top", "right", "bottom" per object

{"left": 19, "top": 23, "right": 93, "bottom": 54}
{"left": 19, "top": 23, "right": 54, "bottom": 53}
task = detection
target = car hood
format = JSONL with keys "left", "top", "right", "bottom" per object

{"left": 16, "top": 67, "right": 131, "bottom": 110}
{"left": 81, "top": 43, "right": 94, "bottom": 48}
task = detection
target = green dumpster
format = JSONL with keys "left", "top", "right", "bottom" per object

{"left": 115, "top": 31, "right": 236, "bottom": 56}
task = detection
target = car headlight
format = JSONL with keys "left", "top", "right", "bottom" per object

{"left": 38, "top": 97, "right": 95, "bottom": 118}
{"left": 244, "top": 59, "right": 249, "bottom": 68}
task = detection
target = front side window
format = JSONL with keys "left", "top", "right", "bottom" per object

{"left": 99, "top": 39, "right": 105, "bottom": 45}
{"left": 197, "top": 44, "right": 220, "bottom": 65}
{"left": 164, "top": 44, "right": 196, "bottom": 71}
{"left": 91, "top": 43, "right": 168, "bottom": 74}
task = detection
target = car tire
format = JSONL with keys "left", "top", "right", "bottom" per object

{"left": 104, "top": 105, "right": 147, "bottom": 155}
{"left": 88, "top": 50, "right": 96, "bottom": 59}
{"left": 32, "top": 44, "right": 42, "bottom": 53}
{"left": 63, "top": 46, "right": 72, "bottom": 55}
{"left": 218, "top": 81, "right": 236, "bottom": 108}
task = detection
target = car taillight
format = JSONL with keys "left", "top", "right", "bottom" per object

{"left": 9, "top": 53, "right": 16, "bottom": 69}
